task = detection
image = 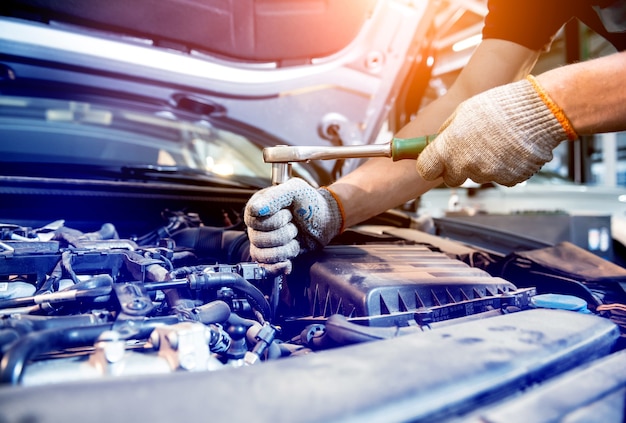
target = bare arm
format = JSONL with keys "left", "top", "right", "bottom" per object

{"left": 329, "top": 39, "right": 541, "bottom": 227}
{"left": 537, "top": 50, "right": 626, "bottom": 135}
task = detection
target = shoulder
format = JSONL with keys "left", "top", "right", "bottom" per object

{"left": 483, "top": 0, "right": 572, "bottom": 51}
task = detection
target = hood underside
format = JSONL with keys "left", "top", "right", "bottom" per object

{"left": 2, "top": 0, "right": 378, "bottom": 63}
{"left": 0, "top": 0, "right": 443, "bottom": 179}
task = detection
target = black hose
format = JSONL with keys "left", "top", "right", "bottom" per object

{"left": 143, "top": 279, "right": 188, "bottom": 291}
{"left": 174, "top": 300, "right": 232, "bottom": 325}
{"left": 170, "top": 266, "right": 205, "bottom": 279}
{"left": 0, "top": 314, "right": 180, "bottom": 385}
{"left": 0, "top": 324, "right": 112, "bottom": 385}
{"left": 188, "top": 272, "right": 271, "bottom": 321}
{"left": 65, "top": 274, "right": 113, "bottom": 292}
{"left": 189, "top": 300, "right": 231, "bottom": 325}
{"left": 227, "top": 311, "right": 258, "bottom": 329}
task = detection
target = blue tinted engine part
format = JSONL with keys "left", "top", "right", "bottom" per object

{"left": 307, "top": 244, "right": 534, "bottom": 327}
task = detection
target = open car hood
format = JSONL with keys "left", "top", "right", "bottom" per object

{"left": 1, "top": 0, "right": 442, "bottom": 179}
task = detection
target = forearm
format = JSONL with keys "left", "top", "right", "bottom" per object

{"left": 328, "top": 160, "right": 439, "bottom": 227}
{"left": 329, "top": 99, "right": 457, "bottom": 227}
{"left": 537, "top": 51, "right": 626, "bottom": 135}
{"left": 329, "top": 39, "right": 540, "bottom": 228}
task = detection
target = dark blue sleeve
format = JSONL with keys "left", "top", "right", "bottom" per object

{"left": 482, "top": 0, "right": 574, "bottom": 51}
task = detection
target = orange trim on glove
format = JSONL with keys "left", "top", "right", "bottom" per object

{"left": 526, "top": 75, "right": 578, "bottom": 141}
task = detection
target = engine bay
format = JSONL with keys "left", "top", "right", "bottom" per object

{"left": 3, "top": 208, "right": 626, "bottom": 422}
{"left": 0, "top": 210, "right": 544, "bottom": 386}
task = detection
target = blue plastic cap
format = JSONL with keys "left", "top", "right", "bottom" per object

{"left": 531, "top": 293, "right": 590, "bottom": 313}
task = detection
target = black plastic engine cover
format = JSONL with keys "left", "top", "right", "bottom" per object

{"left": 308, "top": 245, "right": 522, "bottom": 325}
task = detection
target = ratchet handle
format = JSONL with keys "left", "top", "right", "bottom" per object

{"left": 391, "top": 134, "right": 437, "bottom": 161}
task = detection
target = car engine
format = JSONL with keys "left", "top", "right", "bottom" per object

{"left": 0, "top": 210, "right": 541, "bottom": 386}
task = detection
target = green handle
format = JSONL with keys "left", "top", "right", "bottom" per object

{"left": 390, "top": 134, "right": 437, "bottom": 161}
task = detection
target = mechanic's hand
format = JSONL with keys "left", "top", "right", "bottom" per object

{"left": 244, "top": 178, "right": 344, "bottom": 275}
{"left": 416, "top": 75, "right": 578, "bottom": 187}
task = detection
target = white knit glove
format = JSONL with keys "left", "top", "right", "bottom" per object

{"left": 244, "top": 178, "right": 344, "bottom": 275}
{"left": 416, "top": 76, "right": 578, "bottom": 187}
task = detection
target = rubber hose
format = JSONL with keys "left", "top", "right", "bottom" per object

{"left": 0, "top": 324, "right": 112, "bottom": 385}
{"left": 190, "top": 272, "right": 271, "bottom": 321}
{"left": 191, "top": 300, "right": 231, "bottom": 325}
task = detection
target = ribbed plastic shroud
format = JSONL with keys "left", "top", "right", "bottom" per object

{"left": 308, "top": 244, "right": 533, "bottom": 326}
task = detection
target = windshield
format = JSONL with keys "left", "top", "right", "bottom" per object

{"left": 0, "top": 95, "right": 269, "bottom": 180}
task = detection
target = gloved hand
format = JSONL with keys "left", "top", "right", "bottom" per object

{"left": 244, "top": 178, "right": 344, "bottom": 275}
{"left": 416, "top": 75, "right": 578, "bottom": 187}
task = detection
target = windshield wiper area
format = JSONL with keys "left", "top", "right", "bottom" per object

{"left": 120, "top": 164, "right": 266, "bottom": 189}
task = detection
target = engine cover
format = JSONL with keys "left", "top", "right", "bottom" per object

{"left": 308, "top": 244, "right": 532, "bottom": 326}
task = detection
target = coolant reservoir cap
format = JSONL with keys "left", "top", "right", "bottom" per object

{"left": 531, "top": 293, "right": 590, "bottom": 313}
